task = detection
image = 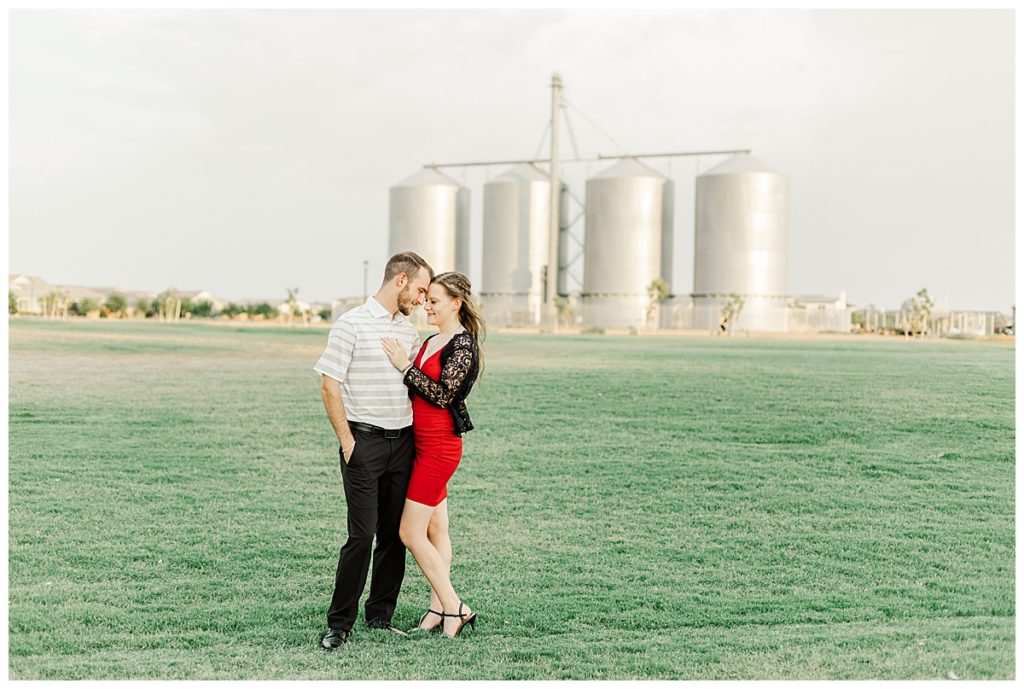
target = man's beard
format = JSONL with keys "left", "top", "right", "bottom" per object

{"left": 397, "top": 286, "right": 415, "bottom": 316}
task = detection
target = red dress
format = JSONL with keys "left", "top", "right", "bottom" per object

{"left": 405, "top": 340, "right": 463, "bottom": 506}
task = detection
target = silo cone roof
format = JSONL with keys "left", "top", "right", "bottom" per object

{"left": 492, "top": 163, "right": 550, "bottom": 183}
{"left": 700, "top": 153, "right": 782, "bottom": 176}
{"left": 393, "top": 167, "right": 464, "bottom": 187}
{"left": 591, "top": 157, "right": 667, "bottom": 180}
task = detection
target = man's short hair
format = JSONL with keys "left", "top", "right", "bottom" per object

{"left": 383, "top": 251, "right": 434, "bottom": 284}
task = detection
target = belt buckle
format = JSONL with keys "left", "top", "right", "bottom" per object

{"left": 384, "top": 428, "right": 401, "bottom": 439}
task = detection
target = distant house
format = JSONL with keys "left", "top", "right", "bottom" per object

{"left": 8, "top": 275, "right": 234, "bottom": 318}
{"left": 786, "top": 292, "right": 851, "bottom": 333}
{"left": 63, "top": 284, "right": 121, "bottom": 304}
{"left": 331, "top": 297, "right": 365, "bottom": 321}
{"left": 276, "top": 299, "right": 311, "bottom": 316}
{"left": 9, "top": 274, "right": 138, "bottom": 315}
{"left": 790, "top": 291, "right": 848, "bottom": 311}
{"left": 8, "top": 274, "right": 52, "bottom": 314}
{"left": 308, "top": 302, "right": 332, "bottom": 323}
{"left": 175, "top": 290, "right": 225, "bottom": 311}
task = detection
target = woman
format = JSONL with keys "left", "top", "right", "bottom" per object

{"left": 380, "top": 271, "right": 483, "bottom": 638}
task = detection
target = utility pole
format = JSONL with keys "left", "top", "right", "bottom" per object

{"left": 545, "top": 72, "right": 562, "bottom": 324}
{"left": 362, "top": 260, "right": 369, "bottom": 302}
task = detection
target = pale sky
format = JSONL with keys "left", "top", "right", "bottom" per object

{"left": 9, "top": 9, "right": 1015, "bottom": 310}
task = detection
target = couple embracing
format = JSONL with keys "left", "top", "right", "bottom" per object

{"left": 313, "top": 251, "right": 484, "bottom": 649}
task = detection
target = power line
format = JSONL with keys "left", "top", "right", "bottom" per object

{"left": 532, "top": 121, "right": 550, "bottom": 162}
{"left": 562, "top": 105, "right": 580, "bottom": 160}
{"left": 425, "top": 149, "right": 750, "bottom": 169}
{"left": 597, "top": 149, "right": 750, "bottom": 160}
{"left": 562, "top": 97, "right": 630, "bottom": 156}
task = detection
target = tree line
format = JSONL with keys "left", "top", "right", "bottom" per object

{"left": 9, "top": 288, "right": 331, "bottom": 323}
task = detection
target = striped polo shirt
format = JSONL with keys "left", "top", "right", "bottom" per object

{"left": 314, "top": 296, "right": 421, "bottom": 429}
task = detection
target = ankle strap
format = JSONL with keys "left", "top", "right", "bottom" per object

{"left": 441, "top": 602, "right": 466, "bottom": 618}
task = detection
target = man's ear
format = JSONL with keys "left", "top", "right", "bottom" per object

{"left": 396, "top": 273, "right": 408, "bottom": 289}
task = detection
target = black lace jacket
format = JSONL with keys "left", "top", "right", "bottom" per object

{"left": 403, "top": 332, "right": 480, "bottom": 436}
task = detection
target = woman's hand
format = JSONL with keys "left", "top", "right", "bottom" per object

{"left": 381, "top": 337, "right": 410, "bottom": 371}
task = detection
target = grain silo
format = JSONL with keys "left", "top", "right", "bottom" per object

{"left": 388, "top": 167, "right": 470, "bottom": 275}
{"left": 480, "top": 164, "right": 572, "bottom": 325}
{"left": 581, "top": 158, "right": 674, "bottom": 329}
{"left": 693, "top": 153, "right": 789, "bottom": 331}
{"left": 480, "top": 164, "right": 551, "bottom": 325}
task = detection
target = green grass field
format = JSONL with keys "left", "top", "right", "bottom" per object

{"left": 7, "top": 319, "right": 1015, "bottom": 679}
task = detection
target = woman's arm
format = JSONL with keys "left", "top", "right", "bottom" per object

{"left": 404, "top": 335, "right": 475, "bottom": 407}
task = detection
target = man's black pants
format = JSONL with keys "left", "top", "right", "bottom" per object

{"left": 327, "top": 424, "right": 414, "bottom": 631}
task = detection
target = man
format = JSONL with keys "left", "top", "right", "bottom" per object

{"left": 314, "top": 251, "right": 433, "bottom": 650}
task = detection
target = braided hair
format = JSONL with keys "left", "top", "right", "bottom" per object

{"left": 432, "top": 271, "right": 485, "bottom": 378}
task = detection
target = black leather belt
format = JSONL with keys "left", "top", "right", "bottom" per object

{"left": 349, "top": 421, "right": 410, "bottom": 439}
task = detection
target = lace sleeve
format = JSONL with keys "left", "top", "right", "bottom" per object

{"left": 404, "top": 335, "right": 475, "bottom": 408}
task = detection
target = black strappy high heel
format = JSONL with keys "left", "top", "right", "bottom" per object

{"left": 409, "top": 608, "right": 444, "bottom": 635}
{"left": 441, "top": 602, "right": 478, "bottom": 638}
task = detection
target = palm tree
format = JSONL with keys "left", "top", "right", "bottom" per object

{"left": 646, "top": 277, "right": 669, "bottom": 330}
{"left": 41, "top": 289, "right": 69, "bottom": 320}
{"left": 719, "top": 293, "right": 745, "bottom": 336}
{"left": 39, "top": 291, "right": 55, "bottom": 319}
{"left": 553, "top": 295, "right": 572, "bottom": 329}
{"left": 912, "top": 288, "right": 934, "bottom": 338}
{"left": 284, "top": 287, "right": 299, "bottom": 326}
{"left": 285, "top": 287, "right": 309, "bottom": 326}
{"left": 157, "top": 289, "right": 180, "bottom": 322}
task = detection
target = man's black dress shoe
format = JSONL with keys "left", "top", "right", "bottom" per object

{"left": 320, "top": 627, "right": 350, "bottom": 650}
{"left": 366, "top": 617, "right": 409, "bottom": 637}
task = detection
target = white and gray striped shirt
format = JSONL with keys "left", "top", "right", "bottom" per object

{"left": 314, "top": 296, "right": 420, "bottom": 429}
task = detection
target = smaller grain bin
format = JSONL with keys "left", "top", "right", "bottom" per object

{"left": 692, "top": 153, "right": 789, "bottom": 332}
{"left": 480, "top": 164, "right": 550, "bottom": 325}
{"left": 388, "top": 167, "right": 470, "bottom": 275}
{"left": 581, "top": 158, "right": 674, "bottom": 329}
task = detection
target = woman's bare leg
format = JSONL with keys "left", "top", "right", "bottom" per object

{"left": 400, "top": 499, "right": 470, "bottom": 636}
{"left": 418, "top": 500, "right": 451, "bottom": 630}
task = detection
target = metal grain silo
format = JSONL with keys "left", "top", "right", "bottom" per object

{"left": 389, "top": 167, "right": 470, "bottom": 274}
{"left": 581, "top": 158, "right": 674, "bottom": 329}
{"left": 693, "top": 153, "right": 789, "bottom": 332}
{"left": 480, "top": 164, "right": 551, "bottom": 325}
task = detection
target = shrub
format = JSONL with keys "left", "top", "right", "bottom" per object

{"left": 220, "top": 303, "right": 244, "bottom": 319}
{"left": 105, "top": 293, "right": 128, "bottom": 318}
{"left": 78, "top": 298, "right": 100, "bottom": 315}
{"left": 247, "top": 303, "right": 275, "bottom": 319}
{"left": 191, "top": 301, "right": 214, "bottom": 318}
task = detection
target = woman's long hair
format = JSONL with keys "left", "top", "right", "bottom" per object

{"left": 432, "top": 271, "right": 485, "bottom": 378}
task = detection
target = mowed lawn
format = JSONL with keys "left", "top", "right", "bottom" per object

{"left": 7, "top": 319, "right": 1015, "bottom": 679}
